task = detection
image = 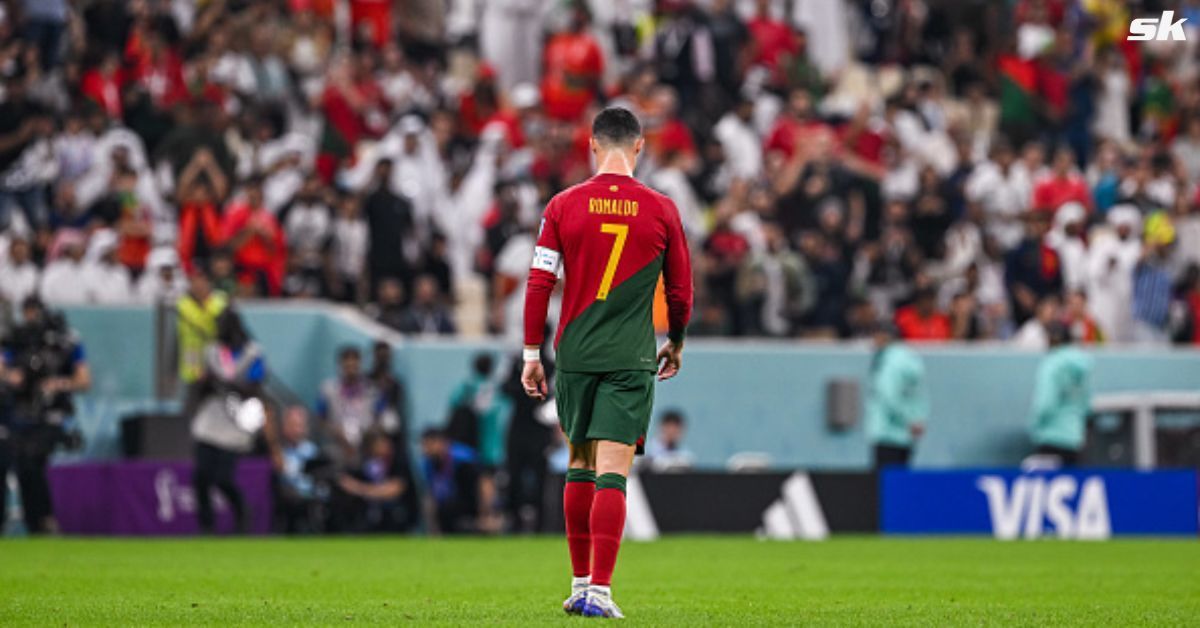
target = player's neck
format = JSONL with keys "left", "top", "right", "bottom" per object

{"left": 594, "top": 150, "right": 635, "bottom": 178}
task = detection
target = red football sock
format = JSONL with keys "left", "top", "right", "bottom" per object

{"left": 589, "top": 474, "right": 628, "bottom": 587}
{"left": 563, "top": 472, "right": 596, "bottom": 578}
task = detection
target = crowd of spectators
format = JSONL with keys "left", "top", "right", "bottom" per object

{"left": 261, "top": 339, "right": 423, "bottom": 533}
{"left": 281, "top": 346, "right": 695, "bottom": 535}
{"left": 0, "top": 0, "right": 1199, "bottom": 347}
{"left": 264, "top": 348, "right": 523, "bottom": 534}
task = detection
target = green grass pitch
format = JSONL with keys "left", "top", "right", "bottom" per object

{"left": 2, "top": 536, "right": 1197, "bottom": 626}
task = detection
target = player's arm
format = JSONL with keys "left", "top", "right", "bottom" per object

{"left": 656, "top": 198, "right": 694, "bottom": 381}
{"left": 522, "top": 200, "right": 562, "bottom": 400}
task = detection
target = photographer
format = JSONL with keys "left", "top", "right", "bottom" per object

{"left": 266, "top": 405, "right": 331, "bottom": 534}
{"left": 0, "top": 297, "right": 90, "bottom": 534}
{"left": 329, "top": 429, "right": 415, "bottom": 533}
{"left": 190, "top": 308, "right": 265, "bottom": 534}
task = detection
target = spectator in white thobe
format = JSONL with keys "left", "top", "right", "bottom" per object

{"left": 713, "top": 98, "right": 763, "bottom": 182}
{"left": 480, "top": 0, "right": 546, "bottom": 92}
{"left": 0, "top": 235, "right": 40, "bottom": 314}
{"left": 649, "top": 152, "right": 707, "bottom": 240}
{"left": 341, "top": 115, "right": 448, "bottom": 246}
{"left": 80, "top": 229, "right": 132, "bottom": 304}
{"left": 965, "top": 142, "right": 1033, "bottom": 249}
{"left": 1087, "top": 206, "right": 1143, "bottom": 343}
{"left": 136, "top": 247, "right": 189, "bottom": 304}
{"left": 1047, "top": 202, "right": 1089, "bottom": 292}
{"left": 39, "top": 231, "right": 90, "bottom": 306}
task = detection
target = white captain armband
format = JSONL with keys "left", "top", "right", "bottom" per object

{"left": 531, "top": 246, "right": 562, "bottom": 273}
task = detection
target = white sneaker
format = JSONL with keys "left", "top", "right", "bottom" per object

{"left": 582, "top": 586, "right": 625, "bottom": 619}
{"left": 563, "top": 578, "right": 589, "bottom": 615}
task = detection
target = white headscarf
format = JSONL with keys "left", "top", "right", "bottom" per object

{"left": 81, "top": 229, "right": 131, "bottom": 304}
{"left": 1048, "top": 202, "right": 1089, "bottom": 292}
{"left": 1107, "top": 204, "right": 1142, "bottom": 236}
{"left": 136, "top": 247, "right": 188, "bottom": 303}
{"left": 84, "top": 229, "right": 119, "bottom": 263}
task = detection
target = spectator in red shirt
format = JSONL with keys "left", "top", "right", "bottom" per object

{"left": 460, "top": 79, "right": 524, "bottom": 147}
{"left": 80, "top": 52, "right": 123, "bottom": 118}
{"left": 350, "top": 0, "right": 392, "bottom": 48}
{"left": 112, "top": 168, "right": 154, "bottom": 272}
{"left": 895, "top": 287, "right": 953, "bottom": 342}
{"left": 747, "top": 0, "right": 797, "bottom": 74}
{"left": 1035, "top": 33, "right": 1072, "bottom": 125}
{"left": 177, "top": 149, "right": 230, "bottom": 274}
{"left": 316, "top": 55, "right": 387, "bottom": 182}
{"left": 836, "top": 102, "right": 887, "bottom": 178}
{"left": 540, "top": 4, "right": 604, "bottom": 122}
{"left": 765, "top": 88, "right": 830, "bottom": 161}
{"left": 1033, "top": 147, "right": 1092, "bottom": 213}
{"left": 643, "top": 86, "right": 697, "bottom": 169}
{"left": 221, "top": 177, "right": 287, "bottom": 296}
{"left": 125, "top": 30, "right": 188, "bottom": 110}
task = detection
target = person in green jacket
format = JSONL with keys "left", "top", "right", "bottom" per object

{"left": 1029, "top": 322, "right": 1094, "bottom": 466}
{"left": 865, "top": 325, "right": 929, "bottom": 469}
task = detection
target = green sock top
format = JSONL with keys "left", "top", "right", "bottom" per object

{"left": 596, "top": 473, "right": 627, "bottom": 494}
{"left": 566, "top": 468, "right": 597, "bottom": 484}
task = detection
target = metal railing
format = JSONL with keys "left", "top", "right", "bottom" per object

{"left": 1092, "top": 391, "right": 1200, "bottom": 469}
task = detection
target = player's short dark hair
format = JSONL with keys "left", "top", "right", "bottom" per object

{"left": 339, "top": 345, "right": 361, "bottom": 361}
{"left": 592, "top": 107, "right": 642, "bottom": 146}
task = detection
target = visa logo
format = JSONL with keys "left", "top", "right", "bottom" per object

{"left": 1129, "top": 11, "right": 1188, "bottom": 41}
{"left": 976, "top": 475, "right": 1111, "bottom": 540}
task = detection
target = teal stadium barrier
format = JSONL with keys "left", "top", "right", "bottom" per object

{"left": 60, "top": 304, "right": 1200, "bottom": 469}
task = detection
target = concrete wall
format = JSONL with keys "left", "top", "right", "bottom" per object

{"left": 60, "top": 304, "right": 1200, "bottom": 469}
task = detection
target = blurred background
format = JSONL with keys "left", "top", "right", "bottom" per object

{"left": 0, "top": 0, "right": 1199, "bottom": 539}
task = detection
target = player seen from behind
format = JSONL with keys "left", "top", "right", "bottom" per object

{"left": 521, "top": 107, "right": 693, "bottom": 619}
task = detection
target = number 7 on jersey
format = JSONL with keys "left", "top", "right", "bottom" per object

{"left": 596, "top": 223, "right": 628, "bottom": 300}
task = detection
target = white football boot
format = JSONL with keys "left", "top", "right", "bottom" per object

{"left": 563, "top": 577, "right": 589, "bottom": 615}
{"left": 582, "top": 585, "right": 625, "bottom": 619}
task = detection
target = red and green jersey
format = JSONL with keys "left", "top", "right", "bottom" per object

{"left": 524, "top": 173, "right": 693, "bottom": 372}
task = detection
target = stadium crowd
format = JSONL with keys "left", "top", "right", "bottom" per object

{"left": 254, "top": 341, "right": 692, "bottom": 534}
{"left": 0, "top": 0, "right": 1199, "bottom": 347}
